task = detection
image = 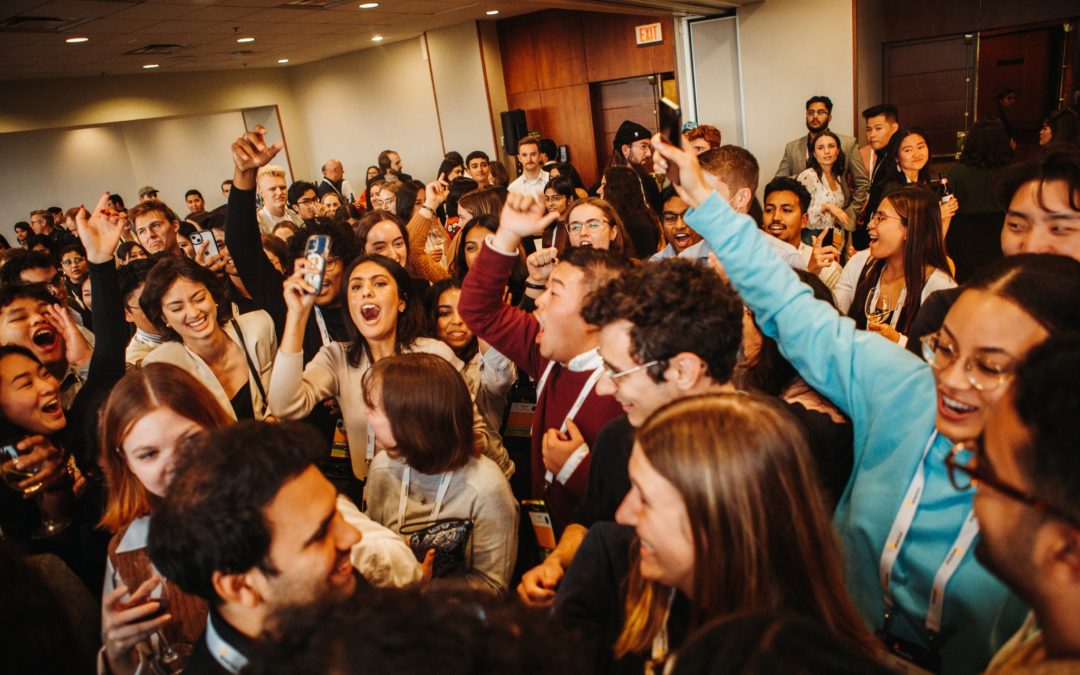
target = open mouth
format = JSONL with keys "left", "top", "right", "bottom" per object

{"left": 360, "top": 304, "right": 381, "bottom": 322}
{"left": 938, "top": 391, "right": 979, "bottom": 422}
{"left": 577, "top": 241, "right": 594, "bottom": 248}
{"left": 40, "top": 398, "right": 61, "bottom": 416}
{"left": 186, "top": 316, "right": 209, "bottom": 331}
{"left": 31, "top": 327, "right": 57, "bottom": 347}
{"left": 766, "top": 224, "right": 786, "bottom": 235}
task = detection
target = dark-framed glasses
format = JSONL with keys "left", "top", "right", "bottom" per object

{"left": 946, "top": 440, "right": 1080, "bottom": 529}
{"left": 920, "top": 332, "right": 1015, "bottom": 391}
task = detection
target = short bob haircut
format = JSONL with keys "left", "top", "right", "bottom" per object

{"left": 566, "top": 196, "right": 633, "bottom": 257}
{"left": 139, "top": 255, "right": 231, "bottom": 341}
{"left": 98, "top": 363, "right": 233, "bottom": 533}
{"left": 362, "top": 352, "right": 475, "bottom": 475}
{"left": 958, "top": 118, "right": 1013, "bottom": 169}
{"left": 341, "top": 254, "right": 427, "bottom": 368}
{"left": 457, "top": 187, "right": 505, "bottom": 221}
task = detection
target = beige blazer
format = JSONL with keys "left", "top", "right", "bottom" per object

{"left": 142, "top": 310, "right": 278, "bottom": 420}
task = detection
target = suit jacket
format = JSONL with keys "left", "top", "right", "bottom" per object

{"left": 775, "top": 132, "right": 869, "bottom": 222}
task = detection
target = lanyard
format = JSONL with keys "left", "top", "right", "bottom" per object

{"left": 205, "top": 614, "right": 248, "bottom": 674}
{"left": 878, "top": 431, "right": 981, "bottom": 637}
{"left": 398, "top": 467, "right": 453, "bottom": 527}
{"left": 536, "top": 359, "right": 604, "bottom": 483}
{"left": 646, "top": 588, "right": 677, "bottom": 675}
{"left": 313, "top": 307, "right": 332, "bottom": 347}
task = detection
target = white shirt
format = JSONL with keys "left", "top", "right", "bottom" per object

{"left": 507, "top": 169, "right": 550, "bottom": 197}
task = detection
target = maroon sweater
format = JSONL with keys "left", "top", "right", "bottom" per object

{"left": 459, "top": 243, "right": 623, "bottom": 534}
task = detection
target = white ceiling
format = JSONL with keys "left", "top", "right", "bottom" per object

{"left": 0, "top": 0, "right": 742, "bottom": 81}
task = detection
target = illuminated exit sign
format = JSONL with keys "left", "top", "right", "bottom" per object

{"left": 636, "top": 22, "right": 663, "bottom": 46}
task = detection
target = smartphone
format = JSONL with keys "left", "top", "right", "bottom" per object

{"left": 188, "top": 230, "right": 220, "bottom": 258}
{"left": 303, "top": 234, "right": 332, "bottom": 294}
{"left": 658, "top": 96, "right": 682, "bottom": 184}
{"left": 822, "top": 228, "right": 835, "bottom": 247}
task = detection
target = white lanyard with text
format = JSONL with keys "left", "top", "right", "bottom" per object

{"left": 878, "top": 430, "right": 981, "bottom": 638}
{"left": 205, "top": 614, "right": 248, "bottom": 674}
{"left": 535, "top": 359, "right": 604, "bottom": 484}
{"left": 646, "top": 587, "right": 677, "bottom": 675}
{"left": 313, "top": 306, "right": 332, "bottom": 347}
{"left": 398, "top": 467, "right": 453, "bottom": 527}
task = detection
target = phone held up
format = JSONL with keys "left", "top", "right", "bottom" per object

{"left": 304, "top": 234, "right": 332, "bottom": 295}
{"left": 658, "top": 97, "right": 682, "bottom": 185}
{"left": 188, "top": 230, "right": 220, "bottom": 258}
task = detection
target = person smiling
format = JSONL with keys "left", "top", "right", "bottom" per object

{"left": 834, "top": 185, "right": 955, "bottom": 344}
{"left": 652, "top": 135, "right": 1080, "bottom": 674}
{"left": 554, "top": 394, "right": 875, "bottom": 673}
{"left": 564, "top": 197, "right": 632, "bottom": 256}
{"left": 139, "top": 256, "right": 277, "bottom": 421}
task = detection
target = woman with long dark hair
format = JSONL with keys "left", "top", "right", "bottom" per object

{"left": 600, "top": 166, "right": 661, "bottom": 258}
{"left": 798, "top": 129, "right": 852, "bottom": 242}
{"left": 834, "top": 185, "right": 955, "bottom": 344}
{"left": 268, "top": 255, "right": 512, "bottom": 482}
{"left": 945, "top": 118, "right": 1014, "bottom": 281}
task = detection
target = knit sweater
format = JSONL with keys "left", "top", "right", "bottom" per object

{"left": 458, "top": 242, "right": 623, "bottom": 535}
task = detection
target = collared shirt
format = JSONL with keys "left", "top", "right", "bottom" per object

{"left": 507, "top": 170, "right": 550, "bottom": 197}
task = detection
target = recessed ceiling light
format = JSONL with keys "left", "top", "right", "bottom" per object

{"left": 143, "top": 64, "right": 159, "bottom": 69}
{"left": 371, "top": 35, "right": 384, "bottom": 42}
{"left": 65, "top": 36, "right": 89, "bottom": 43}
{"left": 359, "top": 2, "right": 379, "bottom": 8}
{"left": 278, "top": 58, "right": 289, "bottom": 64}
{"left": 486, "top": 10, "right": 499, "bottom": 15}
{"left": 237, "top": 37, "right": 255, "bottom": 43}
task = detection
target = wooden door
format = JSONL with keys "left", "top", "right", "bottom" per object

{"left": 591, "top": 76, "right": 659, "bottom": 173}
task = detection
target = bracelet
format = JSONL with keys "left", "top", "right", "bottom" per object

{"left": 524, "top": 281, "right": 546, "bottom": 290}
{"left": 419, "top": 205, "right": 435, "bottom": 217}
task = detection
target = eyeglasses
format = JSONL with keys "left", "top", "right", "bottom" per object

{"left": 870, "top": 211, "right": 906, "bottom": 227}
{"left": 806, "top": 110, "right": 831, "bottom": 117}
{"left": 297, "top": 197, "right": 318, "bottom": 206}
{"left": 372, "top": 198, "right": 396, "bottom": 209}
{"left": 544, "top": 195, "right": 566, "bottom": 204}
{"left": 61, "top": 257, "right": 85, "bottom": 267}
{"left": 946, "top": 440, "right": 1080, "bottom": 529}
{"left": 920, "top": 332, "right": 1016, "bottom": 391}
{"left": 661, "top": 211, "right": 687, "bottom": 226}
{"left": 601, "top": 358, "right": 660, "bottom": 382}
{"left": 566, "top": 219, "right": 608, "bottom": 234}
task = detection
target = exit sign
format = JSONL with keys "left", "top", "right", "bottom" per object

{"left": 636, "top": 22, "right": 663, "bottom": 46}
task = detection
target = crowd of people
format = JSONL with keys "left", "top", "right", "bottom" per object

{"left": 1, "top": 90, "right": 1079, "bottom": 675}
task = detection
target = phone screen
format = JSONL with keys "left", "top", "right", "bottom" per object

{"left": 658, "top": 97, "right": 682, "bottom": 184}
{"left": 303, "top": 235, "right": 332, "bottom": 294}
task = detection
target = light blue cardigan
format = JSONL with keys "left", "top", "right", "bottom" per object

{"left": 686, "top": 191, "right": 1026, "bottom": 674}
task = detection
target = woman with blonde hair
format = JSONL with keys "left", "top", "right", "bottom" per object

{"left": 555, "top": 393, "right": 873, "bottom": 674}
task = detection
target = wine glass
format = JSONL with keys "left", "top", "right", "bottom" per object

{"left": 0, "top": 443, "right": 71, "bottom": 539}
{"left": 864, "top": 290, "right": 893, "bottom": 327}
{"left": 114, "top": 569, "right": 193, "bottom": 675}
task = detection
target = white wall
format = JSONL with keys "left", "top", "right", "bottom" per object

{"left": 736, "top": 0, "right": 856, "bottom": 188}
{"left": 0, "top": 111, "right": 245, "bottom": 241}
{"left": 426, "top": 21, "right": 499, "bottom": 162}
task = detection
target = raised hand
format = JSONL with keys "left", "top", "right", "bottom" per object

{"left": 807, "top": 229, "right": 838, "bottom": 275}
{"left": 283, "top": 257, "right": 319, "bottom": 316}
{"left": 526, "top": 246, "right": 559, "bottom": 286}
{"left": 75, "top": 192, "right": 128, "bottom": 264}
{"left": 102, "top": 576, "right": 172, "bottom": 675}
{"left": 194, "top": 240, "right": 227, "bottom": 274}
{"left": 231, "top": 124, "right": 283, "bottom": 189}
{"left": 422, "top": 174, "right": 449, "bottom": 211}
{"left": 7, "top": 436, "right": 66, "bottom": 495}
{"left": 44, "top": 303, "right": 92, "bottom": 369}
{"left": 650, "top": 132, "right": 712, "bottom": 208}
{"left": 494, "top": 192, "right": 558, "bottom": 251}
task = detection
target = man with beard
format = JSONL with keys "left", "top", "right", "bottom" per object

{"left": 959, "top": 335, "right": 1080, "bottom": 672}
{"left": 611, "top": 120, "right": 662, "bottom": 214}
{"left": 775, "top": 95, "right": 867, "bottom": 222}
{"left": 149, "top": 421, "right": 419, "bottom": 675}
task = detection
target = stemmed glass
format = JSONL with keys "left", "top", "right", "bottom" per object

{"left": 864, "top": 290, "right": 893, "bottom": 327}
{"left": 110, "top": 568, "right": 194, "bottom": 675}
{"left": 0, "top": 443, "right": 71, "bottom": 539}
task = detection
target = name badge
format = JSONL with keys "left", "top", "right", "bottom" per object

{"left": 522, "top": 499, "right": 556, "bottom": 555}
{"left": 876, "top": 631, "right": 940, "bottom": 675}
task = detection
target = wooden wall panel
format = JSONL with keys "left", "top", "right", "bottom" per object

{"left": 540, "top": 84, "right": 598, "bottom": 185}
{"left": 535, "top": 16, "right": 588, "bottom": 89}
{"left": 506, "top": 91, "right": 543, "bottom": 133}
{"left": 581, "top": 14, "right": 676, "bottom": 82}
{"left": 499, "top": 26, "right": 538, "bottom": 95}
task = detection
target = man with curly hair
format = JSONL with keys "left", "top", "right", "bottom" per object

{"left": 516, "top": 258, "right": 743, "bottom": 607}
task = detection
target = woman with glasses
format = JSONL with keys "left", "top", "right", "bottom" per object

{"left": 652, "top": 137, "right": 1080, "bottom": 675}
{"left": 564, "top": 197, "right": 632, "bottom": 257}
{"left": 834, "top": 185, "right": 955, "bottom": 344}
